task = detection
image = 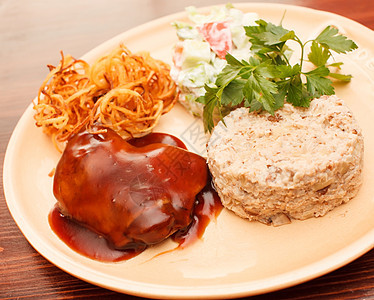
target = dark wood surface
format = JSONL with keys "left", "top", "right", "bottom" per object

{"left": 1, "top": 0, "right": 373, "bottom": 299}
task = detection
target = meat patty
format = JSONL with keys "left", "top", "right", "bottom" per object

{"left": 53, "top": 127, "right": 208, "bottom": 249}
{"left": 207, "top": 95, "right": 364, "bottom": 226}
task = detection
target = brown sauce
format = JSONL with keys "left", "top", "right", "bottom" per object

{"left": 49, "top": 129, "right": 222, "bottom": 262}
{"left": 49, "top": 206, "right": 142, "bottom": 262}
{"left": 172, "top": 178, "right": 222, "bottom": 249}
{"left": 127, "top": 132, "right": 187, "bottom": 150}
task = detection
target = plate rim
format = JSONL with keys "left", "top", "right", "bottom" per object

{"left": 3, "top": 2, "right": 374, "bottom": 299}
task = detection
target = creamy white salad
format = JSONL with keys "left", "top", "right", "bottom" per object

{"left": 171, "top": 4, "right": 258, "bottom": 116}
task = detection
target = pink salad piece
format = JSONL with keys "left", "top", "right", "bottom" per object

{"left": 198, "top": 21, "right": 232, "bottom": 59}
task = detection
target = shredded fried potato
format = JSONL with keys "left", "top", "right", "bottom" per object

{"left": 33, "top": 44, "right": 178, "bottom": 151}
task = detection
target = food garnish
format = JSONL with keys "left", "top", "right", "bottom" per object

{"left": 196, "top": 19, "right": 358, "bottom": 132}
{"left": 33, "top": 45, "right": 178, "bottom": 151}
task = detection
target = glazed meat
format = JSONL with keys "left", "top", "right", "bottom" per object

{"left": 53, "top": 128, "right": 208, "bottom": 251}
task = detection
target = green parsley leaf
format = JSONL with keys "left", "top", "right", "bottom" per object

{"left": 328, "top": 62, "right": 343, "bottom": 69}
{"left": 225, "top": 52, "right": 244, "bottom": 66}
{"left": 221, "top": 79, "right": 245, "bottom": 106}
{"left": 255, "top": 60, "right": 281, "bottom": 78}
{"left": 315, "top": 26, "right": 358, "bottom": 54}
{"left": 216, "top": 64, "right": 242, "bottom": 87}
{"left": 200, "top": 85, "right": 220, "bottom": 132}
{"left": 272, "top": 81, "right": 288, "bottom": 110}
{"left": 246, "top": 20, "right": 293, "bottom": 46}
{"left": 286, "top": 74, "right": 310, "bottom": 107}
{"left": 328, "top": 72, "right": 352, "bottom": 81}
{"left": 308, "top": 40, "right": 330, "bottom": 67}
{"left": 304, "top": 66, "right": 334, "bottom": 97}
{"left": 277, "top": 64, "right": 301, "bottom": 78}
{"left": 246, "top": 98, "right": 264, "bottom": 113}
{"left": 252, "top": 73, "right": 278, "bottom": 113}
{"left": 202, "top": 99, "right": 218, "bottom": 133}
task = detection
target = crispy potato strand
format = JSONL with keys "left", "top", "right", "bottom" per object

{"left": 33, "top": 45, "right": 178, "bottom": 151}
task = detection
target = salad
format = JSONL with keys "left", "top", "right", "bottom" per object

{"left": 171, "top": 4, "right": 258, "bottom": 116}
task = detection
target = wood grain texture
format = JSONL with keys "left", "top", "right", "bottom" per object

{"left": 1, "top": 0, "right": 373, "bottom": 299}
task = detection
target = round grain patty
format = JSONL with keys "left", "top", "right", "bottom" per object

{"left": 207, "top": 95, "right": 364, "bottom": 226}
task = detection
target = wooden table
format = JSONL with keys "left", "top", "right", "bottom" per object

{"left": 1, "top": 0, "right": 373, "bottom": 298}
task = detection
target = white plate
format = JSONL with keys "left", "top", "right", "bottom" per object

{"left": 3, "top": 3, "right": 374, "bottom": 299}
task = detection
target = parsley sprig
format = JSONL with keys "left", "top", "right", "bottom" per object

{"left": 197, "top": 20, "right": 358, "bottom": 132}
